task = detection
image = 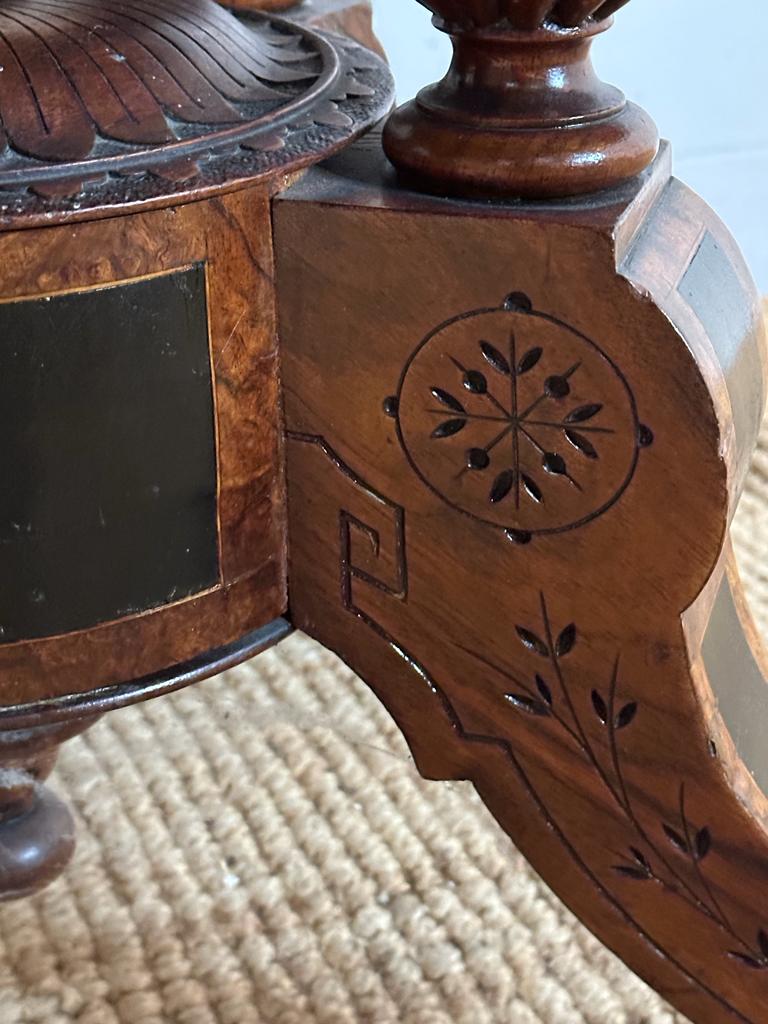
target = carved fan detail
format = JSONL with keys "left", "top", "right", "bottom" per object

{"left": 0, "top": 0, "right": 395, "bottom": 222}
{"left": 0, "top": 0, "right": 318, "bottom": 163}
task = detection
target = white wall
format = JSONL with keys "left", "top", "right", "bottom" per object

{"left": 372, "top": 0, "right": 768, "bottom": 290}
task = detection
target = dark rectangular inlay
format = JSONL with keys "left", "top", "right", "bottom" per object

{"left": 0, "top": 266, "right": 219, "bottom": 643}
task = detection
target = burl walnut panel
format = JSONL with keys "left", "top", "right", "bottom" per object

{"left": 276, "top": 142, "right": 768, "bottom": 1024}
{"left": 0, "top": 188, "right": 286, "bottom": 707}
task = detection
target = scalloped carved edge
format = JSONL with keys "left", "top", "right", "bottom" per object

{"left": 0, "top": 20, "right": 393, "bottom": 227}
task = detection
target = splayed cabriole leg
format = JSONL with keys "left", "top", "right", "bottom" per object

{"left": 275, "top": 138, "right": 768, "bottom": 1024}
{"left": 276, "top": 5, "right": 768, "bottom": 1019}
{"left": 0, "top": 717, "right": 98, "bottom": 900}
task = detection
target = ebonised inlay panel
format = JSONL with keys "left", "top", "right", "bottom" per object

{"left": 0, "top": 266, "right": 219, "bottom": 643}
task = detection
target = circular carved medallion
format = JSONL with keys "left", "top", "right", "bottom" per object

{"left": 388, "top": 295, "right": 650, "bottom": 542}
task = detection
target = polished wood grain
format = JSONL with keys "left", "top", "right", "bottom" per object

{"left": 0, "top": 0, "right": 393, "bottom": 708}
{"left": 0, "top": 188, "right": 286, "bottom": 707}
{"left": 276, "top": 136, "right": 768, "bottom": 1023}
{"left": 0, "top": 0, "right": 393, "bottom": 902}
{"left": 383, "top": 0, "right": 658, "bottom": 198}
{"left": 7, "top": 12, "right": 768, "bottom": 1024}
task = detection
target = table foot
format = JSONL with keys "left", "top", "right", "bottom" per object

{"left": 0, "top": 718, "right": 98, "bottom": 900}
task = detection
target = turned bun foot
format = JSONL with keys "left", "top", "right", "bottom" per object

{"left": 0, "top": 718, "right": 98, "bottom": 900}
{"left": 0, "top": 790, "right": 76, "bottom": 901}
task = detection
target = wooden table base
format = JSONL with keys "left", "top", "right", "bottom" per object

{"left": 0, "top": 0, "right": 391, "bottom": 901}
{"left": 2, "top": 4, "right": 768, "bottom": 1024}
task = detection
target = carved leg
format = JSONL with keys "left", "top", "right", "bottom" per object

{"left": 276, "top": 147, "right": 768, "bottom": 1023}
{"left": 0, "top": 717, "right": 97, "bottom": 900}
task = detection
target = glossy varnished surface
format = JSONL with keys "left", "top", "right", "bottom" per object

{"left": 6, "top": 14, "right": 768, "bottom": 1024}
{"left": 0, "top": 0, "right": 393, "bottom": 903}
{"left": 0, "top": 0, "right": 394, "bottom": 713}
{"left": 0, "top": 618, "right": 293, "bottom": 730}
{"left": 0, "top": 716, "right": 97, "bottom": 900}
{"left": 415, "top": 0, "right": 632, "bottom": 27}
{"left": 383, "top": 0, "right": 657, "bottom": 199}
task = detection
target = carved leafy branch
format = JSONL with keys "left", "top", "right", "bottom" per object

{"left": 502, "top": 596, "right": 768, "bottom": 970}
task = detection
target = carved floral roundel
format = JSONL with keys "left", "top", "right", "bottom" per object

{"left": 387, "top": 294, "right": 652, "bottom": 544}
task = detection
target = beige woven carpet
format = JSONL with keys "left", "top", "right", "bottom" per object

{"left": 4, "top": 437, "right": 768, "bottom": 1024}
